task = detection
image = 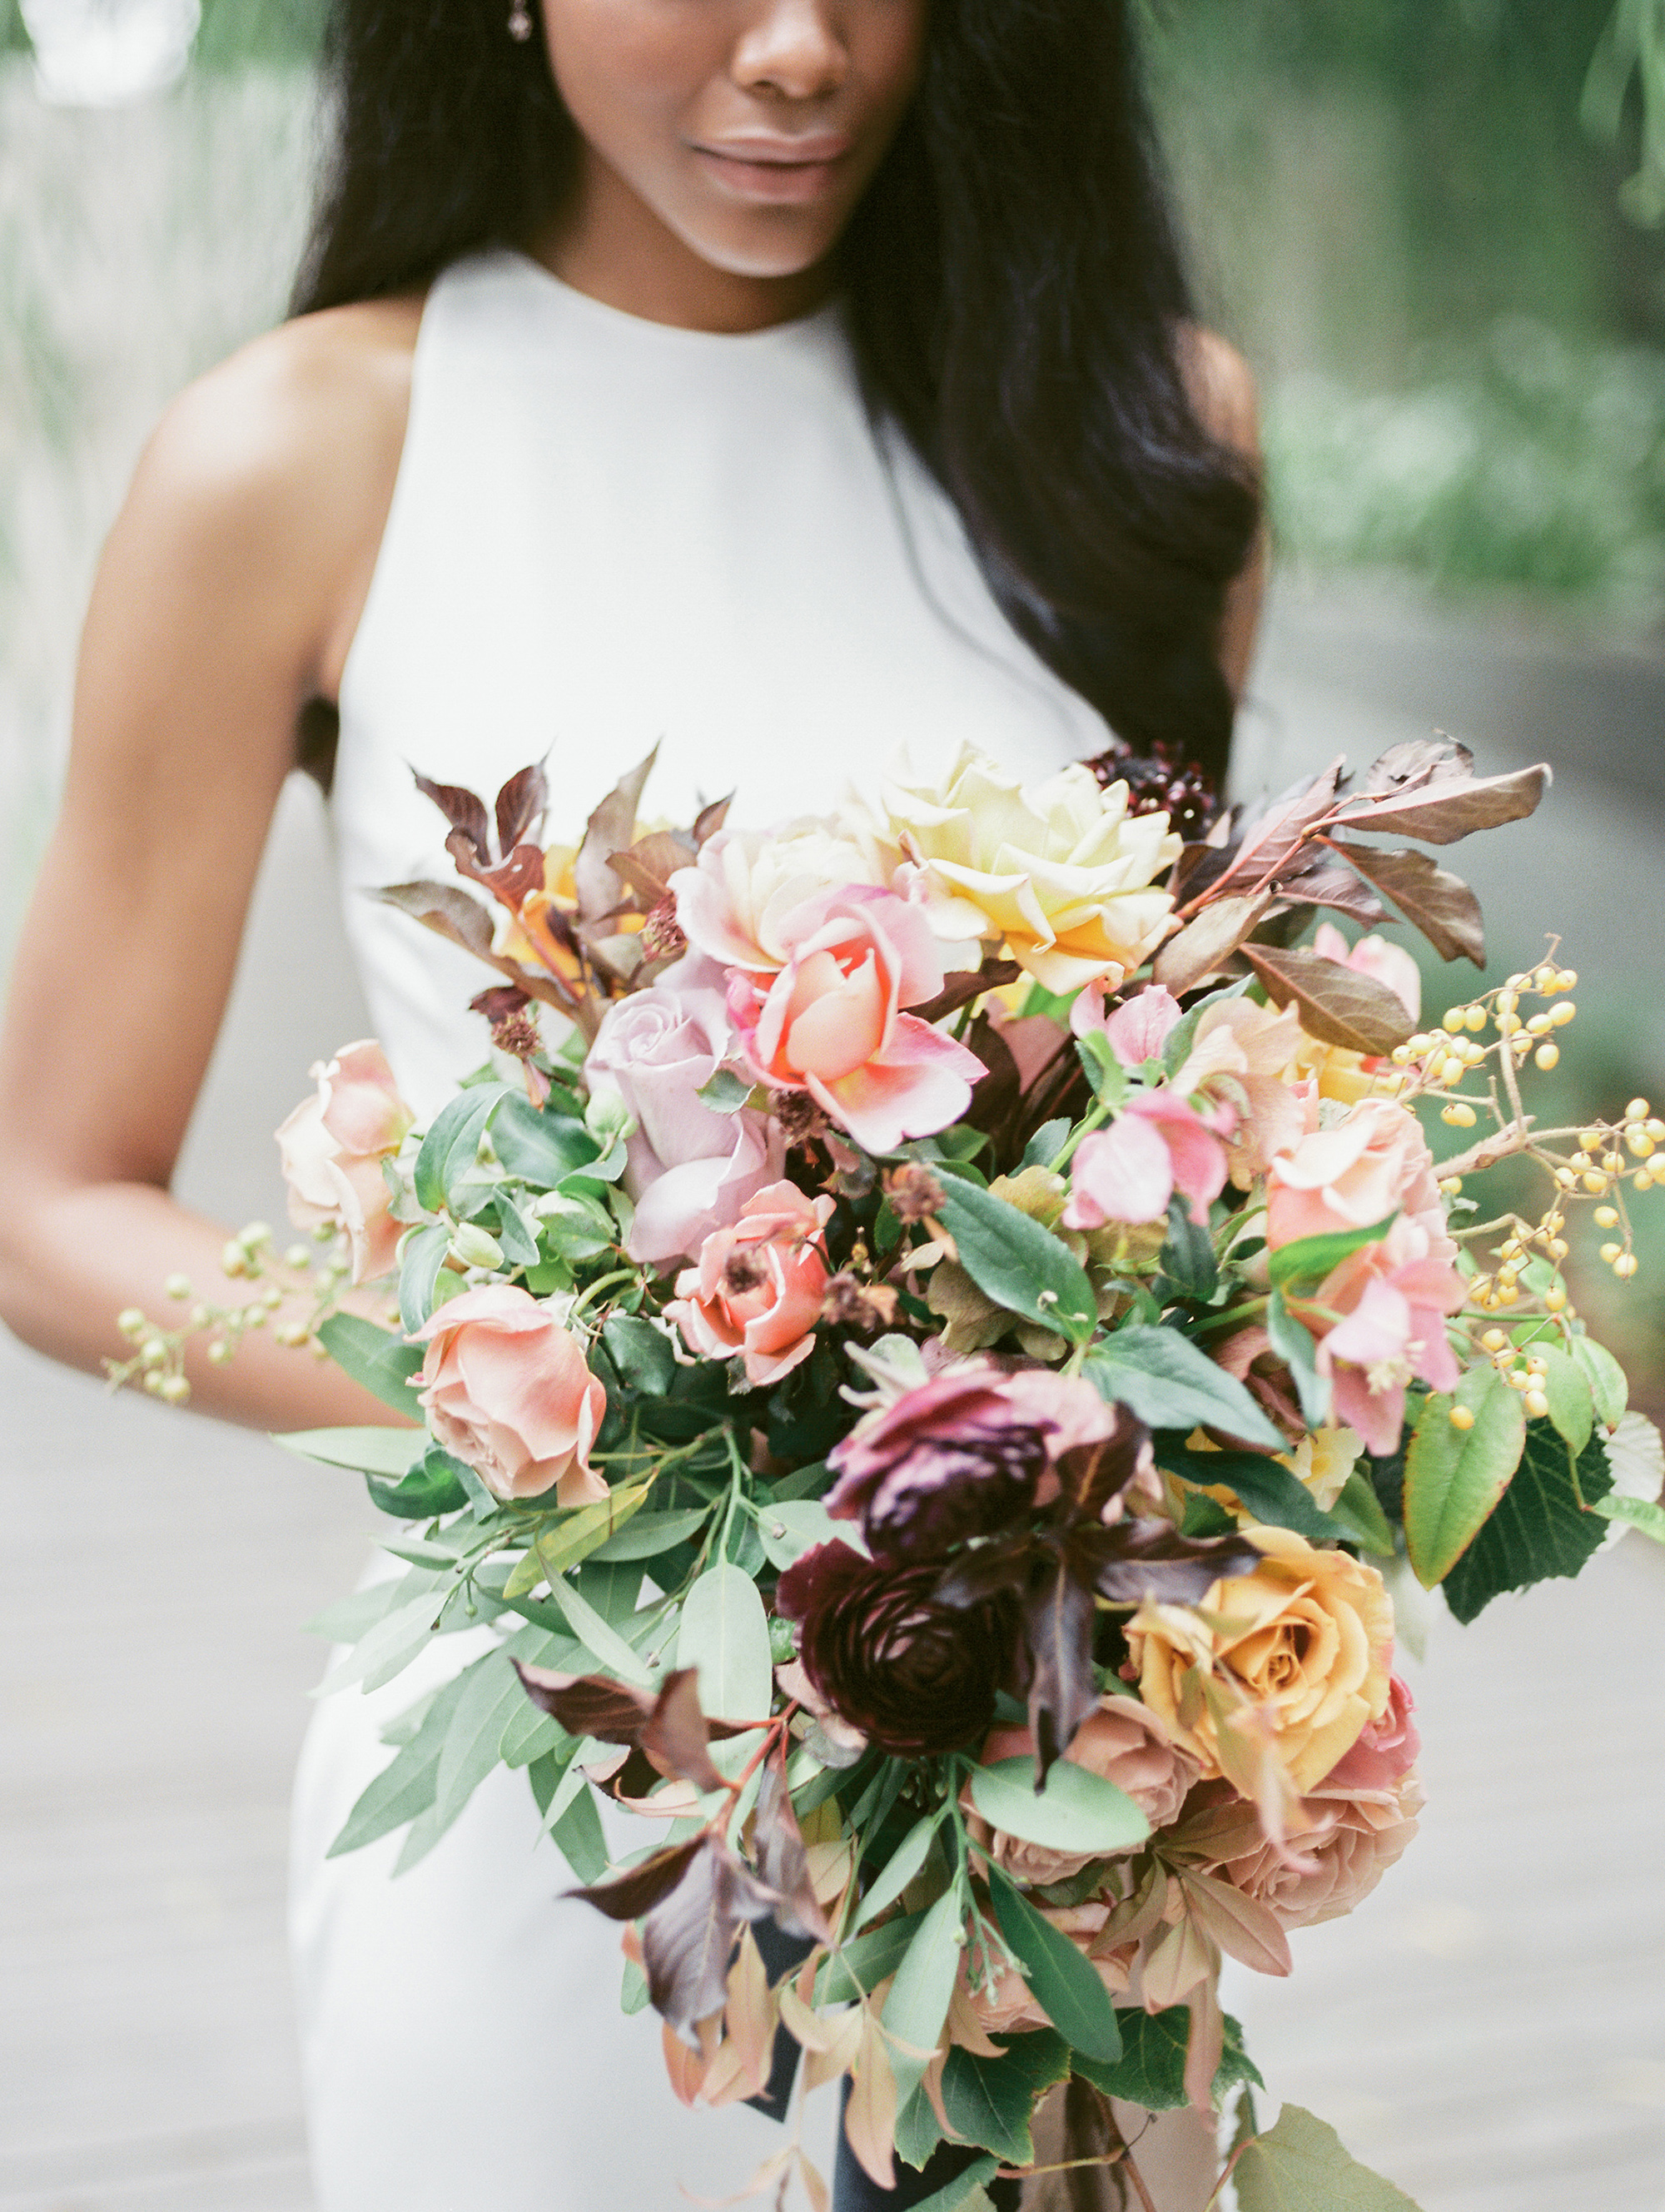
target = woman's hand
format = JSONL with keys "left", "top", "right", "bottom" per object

{"left": 0, "top": 299, "right": 420, "bottom": 1429}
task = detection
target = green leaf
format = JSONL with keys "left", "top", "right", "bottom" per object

{"left": 1158, "top": 1440, "right": 1346, "bottom": 1544}
{"left": 397, "top": 1223, "right": 454, "bottom": 1335}
{"left": 1592, "top": 1494, "right": 1665, "bottom": 1544}
{"left": 589, "top": 1507, "right": 713, "bottom": 1562}
{"left": 1233, "top": 2104, "right": 1421, "bottom": 2210}
{"left": 815, "top": 1910, "right": 926, "bottom": 2004}
{"left": 985, "top": 1863, "right": 1122, "bottom": 2063}
{"left": 1568, "top": 1335, "right": 1629, "bottom": 1429}
{"left": 754, "top": 1500, "right": 851, "bottom": 1572}
{"left": 275, "top": 1425, "right": 425, "bottom": 1477}
{"left": 1403, "top": 1369, "right": 1526, "bottom": 1587}
{"left": 538, "top": 1572, "right": 654, "bottom": 1686}
{"left": 1156, "top": 1196, "right": 1218, "bottom": 1303}
{"left": 902, "top": 2157, "right": 1001, "bottom": 2212}
{"left": 1075, "top": 1031, "right": 1129, "bottom": 1107}
{"left": 932, "top": 1176, "right": 1099, "bottom": 1345}
{"left": 695, "top": 1066, "right": 753, "bottom": 1113}
{"left": 1021, "top": 1119, "right": 1071, "bottom": 1171}
{"left": 1441, "top": 1427, "right": 1613, "bottom": 1624}
{"left": 326, "top": 1666, "right": 475, "bottom": 1857}
{"left": 433, "top": 1648, "right": 527, "bottom": 1827}
{"left": 1215, "top": 2011, "right": 1266, "bottom": 2100}
{"left": 550, "top": 1777, "right": 609, "bottom": 1884}
{"left": 675, "top": 1563, "right": 773, "bottom": 1721}
{"left": 490, "top": 1094, "right": 599, "bottom": 1186}
{"left": 601, "top": 1312, "right": 678, "bottom": 1396}
{"left": 1071, "top": 2006, "right": 1191, "bottom": 2110}
{"left": 365, "top": 1449, "right": 470, "bottom": 1520}
{"left": 316, "top": 1313, "right": 425, "bottom": 1417}
{"left": 893, "top": 2083, "right": 947, "bottom": 2174}
{"left": 414, "top": 1085, "right": 511, "bottom": 1215}
{"left": 1329, "top": 1470, "right": 1396, "bottom": 1555}
{"left": 1265, "top": 1288, "right": 1331, "bottom": 1429}
{"left": 882, "top": 1887, "right": 966, "bottom": 2104}
{"left": 968, "top": 1757, "right": 1150, "bottom": 1858}
{"left": 1268, "top": 1215, "right": 1399, "bottom": 1293}
{"left": 529, "top": 1479, "right": 654, "bottom": 1587}
{"left": 853, "top": 1811, "right": 945, "bottom": 1933}
{"left": 1528, "top": 1343, "right": 1594, "bottom": 1458}
{"left": 1088, "top": 1328, "right": 1285, "bottom": 1452}
{"left": 937, "top": 2036, "right": 1071, "bottom": 2168}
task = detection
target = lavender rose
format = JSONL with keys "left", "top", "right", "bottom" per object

{"left": 776, "top": 1543, "right": 1020, "bottom": 1758}
{"left": 584, "top": 952, "right": 785, "bottom": 1267}
{"left": 824, "top": 1361, "right": 1121, "bottom": 1560}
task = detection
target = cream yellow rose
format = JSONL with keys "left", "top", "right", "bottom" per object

{"left": 882, "top": 744, "right": 1180, "bottom": 992}
{"left": 1126, "top": 1528, "right": 1394, "bottom": 1794}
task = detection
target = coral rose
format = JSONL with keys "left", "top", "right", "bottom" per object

{"left": 276, "top": 1040, "right": 413, "bottom": 1284}
{"left": 1202, "top": 1770, "right": 1424, "bottom": 1930}
{"left": 1169, "top": 998, "right": 1307, "bottom": 1186}
{"left": 668, "top": 823, "right": 887, "bottom": 973}
{"left": 665, "top": 1181, "right": 833, "bottom": 1387}
{"left": 882, "top": 743, "right": 1180, "bottom": 992}
{"left": 1126, "top": 1527, "right": 1395, "bottom": 1794}
{"left": 721, "top": 887, "right": 984, "bottom": 1156}
{"left": 413, "top": 1283, "right": 608, "bottom": 1505}
{"left": 1266, "top": 1096, "right": 1452, "bottom": 1256}
{"left": 584, "top": 954, "right": 785, "bottom": 1266}
{"left": 963, "top": 1696, "right": 1200, "bottom": 1886}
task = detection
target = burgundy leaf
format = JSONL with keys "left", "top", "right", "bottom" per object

{"left": 1072, "top": 1524, "right": 1260, "bottom": 1607}
{"left": 1324, "top": 839, "right": 1486, "bottom": 967}
{"left": 412, "top": 771, "right": 492, "bottom": 857}
{"left": 514, "top": 1664, "right": 654, "bottom": 1744}
{"left": 1022, "top": 1556, "right": 1099, "bottom": 1783}
{"left": 568, "top": 1837, "right": 707, "bottom": 1923}
{"left": 907, "top": 959, "right": 1025, "bottom": 1029}
{"left": 1204, "top": 757, "right": 1346, "bottom": 897}
{"left": 449, "top": 832, "right": 547, "bottom": 912}
{"left": 753, "top": 1748, "right": 833, "bottom": 1944}
{"left": 638, "top": 1668, "right": 728, "bottom": 1794}
{"left": 375, "top": 881, "right": 497, "bottom": 962}
{"left": 1265, "top": 862, "right": 1385, "bottom": 928}
{"left": 494, "top": 761, "right": 549, "bottom": 857}
{"left": 470, "top": 984, "right": 531, "bottom": 1021}
{"left": 1361, "top": 736, "right": 1474, "bottom": 794}
{"left": 642, "top": 1836, "right": 778, "bottom": 2048}
{"left": 692, "top": 794, "right": 733, "bottom": 847}
{"left": 1151, "top": 893, "right": 1274, "bottom": 994}
{"left": 962, "top": 1013, "right": 1024, "bottom": 1140}
{"left": 1330, "top": 762, "right": 1550, "bottom": 846}
{"left": 575, "top": 748, "right": 659, "bottom": 923}
{"left": 1241, "top": 944, "right": 1417, "bottom": 1056}
{"left": 932, "top": 1536, "right": 1039, "bottom": 1611}
{"left": 1052, "top": 1408, "right": 1154, "bottom": 1523}
{"left": 1167, "top": 828, "right": 1240, "bottom": 909}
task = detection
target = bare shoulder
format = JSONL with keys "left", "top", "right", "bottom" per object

{"left": 1180, "top": 325, "right": 1260, "bottom": 465}
{"left": 112, "top": 295, "right": 425, "bottom": 696}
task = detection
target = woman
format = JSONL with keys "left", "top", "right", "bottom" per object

{"left": 0, "top": 0, "right": 1264, "bottom": 2204}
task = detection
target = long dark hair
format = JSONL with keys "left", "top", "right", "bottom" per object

{"left": 293, "top": 0, "right": 1260, "bottom": 783}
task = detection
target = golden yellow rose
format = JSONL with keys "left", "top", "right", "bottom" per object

{"left": 1125, "top": 1527, "right": 1394, "bottom": 1794}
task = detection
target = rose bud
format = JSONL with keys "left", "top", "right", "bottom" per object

{"left": 775, "top": 1543, "right": 1020, "bottom": 1759}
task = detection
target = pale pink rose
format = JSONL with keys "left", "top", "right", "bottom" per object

{"left": 669, "top": 825, "right": 887, "bottom": 973}
{"left": 413, "top": 1283, "right": 609, "bottom": 1505}
{"left": 1266, "top": 1097, "right": 1452, "bottom": 1255}
{"left": 963, "top": 1899, "right": 1135, "bottom": 2038}
{"left": 1325, "top": 1673, "right": 1419, "bottom": 1793}
{"left": 584, "top": 954, "right": 786, "bottom": 1267}
{"left": 1313, "top": 923, "right": 1421, "bottom": 1023}
{"left": 1064, "top": 1091, "right": 1234, "bottom": 1232}
{"left": 1072, "top": 982, "right": 1182, "bottom": 1066}
{"left": 963, "top": 1695, "right": 1201, "bottom": 1886}
{"left": 1204, "top": 1769, "right": 1424, "bottom": 1931}
{"left": 666, "top": 1181, "right": 835, "bottom": 1387}
{"left": 726, "top": 887, "right": 985, "bottom": 1156}
{"left": 276, "top": 1041, "right": 414, "bottom": 1284}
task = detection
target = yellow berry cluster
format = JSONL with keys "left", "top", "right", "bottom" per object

{"left": 106, "top": 1220, "right": 347, "bottom": 1406}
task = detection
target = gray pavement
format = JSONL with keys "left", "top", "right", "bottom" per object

{"left": 2, "top": 609, "right": 1664, "bottom": 2210}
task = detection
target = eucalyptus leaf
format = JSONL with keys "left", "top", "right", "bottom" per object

{"left": 852, "top": 1811, "right": 944, "bottom": 1932}
{"left": 882, "top": 1887, "right": 966, "bottom": 2105}
{"left": 316, "top": 1313, "right": 425, "bottom": 1418}
{"left": 276, "top": 1425, "right": 425, "bottom": 1477}
{"left": 676, "top": 1563, "right": 773, "bottom": 1721}
{"left": 539, "top": 1573, "right": 654, "bottom": 1687}
{"left": 398, "top": 1223, "right": 453, "bottom": 1335}
{"left": 755, "top": 1500, "right": 854, "bottom": 1571}
{"left": 968, "top": 1757, "right": 1149, "bottom": 1857}
{"left": 589, "top": 1507, "right": 713, "bottom": 1562}
{"left": 815, "top": 1910, "right": 926, "bottom": 2005}
{"left": 985, "top": 1863, "right": 1123, "bottom": 2062}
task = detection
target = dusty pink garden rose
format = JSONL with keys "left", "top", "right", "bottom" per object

{"left": 723, "top": 887, "right": 985, "bottom": 1156}
{"left": 1063, "top": 1091, "right": 1234, "bottom": 1232}
{"left": 1325, "top": 1673, "right": 1419, "bottom": 1793}
{"left": 412, "top": 1284, "right": 608, "bottom": 1506}
{"left": 665, "top": 1181, "right": 834, "bottom": 1387}
{"left": 1071, "top": 981, "right": 1182, "bottom": 1066}
{"left": 584, "top": 954, "right": 786, "bottom": 1267}
{"left": 963, "top": 1695, "right": 1201, "bottom": 1886}
{"left": 1202, "top": 1769, "right": 1425, "bottom": 1930}
{"left": 276, "top": 1041, "right": 414, "bottom": 1284}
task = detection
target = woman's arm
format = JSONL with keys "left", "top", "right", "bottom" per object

{"left": 0, "top": 301, "right": 420, "bottom": 1429}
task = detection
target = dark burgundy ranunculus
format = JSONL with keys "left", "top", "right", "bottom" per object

{"left": 775, "top": 1542, "right": 1020, "bottom": 1758}
{"left": 823, "top": 1362, "right": 1120, "bottom": 1560}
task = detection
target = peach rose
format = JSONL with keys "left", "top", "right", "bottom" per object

{"left": 963, "top": 1697, "right": 1200, "bottom": 1886}
{"left": 1203, "top": 1770, "right": 1424, "bottom": 1930}
{"left": 412, "top": 1283, "right": 608, "bottom": 1505}
{"left": 1266, "top": 1096, "right": 1451, "bottom": 1258}
{"left": 276, "top": 1040, "right": 413, "bottom": 1283}
{"left": 665, "top": 1181, "right": 834, "bottom": 1387}
{"left": 1126, "top": 1528, "right": 1395, "bottom": 1794}
{"left": 962, "top": 1899, "right": 1136, "bottom": 2039}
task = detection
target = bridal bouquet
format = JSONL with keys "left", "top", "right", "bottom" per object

{"left": 119, "top": 738, "right": 1664, "bottom": 2209}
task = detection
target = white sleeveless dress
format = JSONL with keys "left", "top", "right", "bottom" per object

{"left": 292, "top": 248, "right": 1112, "bottom": 2212}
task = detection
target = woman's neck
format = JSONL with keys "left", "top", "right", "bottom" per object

{"left": 529, "top": 150, "right": 837, "bottom": 335}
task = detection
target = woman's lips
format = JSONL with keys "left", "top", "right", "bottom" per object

{"left": 691, "top": 138, "right": 852, "bottom": 206}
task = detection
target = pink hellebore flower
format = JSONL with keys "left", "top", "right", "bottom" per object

{"left": 666, "top": 1181, "right": 835, "bottom": 1387}
{"left": 1071, "top": 980, "right": 1183, "bottom": 1067}
{"left": 1064, "top": 1090, "right": 1235, "bottom": 1232}
{"left": 1169, "top": 997, "right": 1308, "bottom": 1185}
{"left": 276, "top": 1040, "right": 414, "bottom": 1284}
{"left": 727, "top": 887, "right": 984, "bottom": 1156}
{"left": 1313, "top": 1227, "right": 1466, "bottom": 1456}
{"left": 413, "top": 1283, "right": 609, "bottom": 1506}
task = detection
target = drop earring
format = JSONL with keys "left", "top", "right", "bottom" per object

{"left": 508, "top": 1, "right": 533, "bottom": 40}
